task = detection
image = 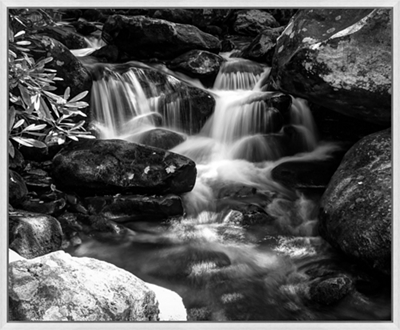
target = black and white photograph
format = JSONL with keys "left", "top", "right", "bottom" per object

{"left": 2, "top": 3, "right": 399, "bottom": 328}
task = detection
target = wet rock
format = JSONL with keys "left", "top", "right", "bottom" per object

{"left": 319, "top": 129, "right": 391, "bottom": 274}
{"left": 8, "top": 251, "right": 159, "bottom": 321}
{"left": 102, "top": 15, "right": 221, "bottom": 60}
{"left": 29, "top": 36, "right": 92, "bottom": 106}
{"left": 9, "top": 171, "right": 28, "bottom": 206}
{"left": 191, "top": 9, "right": 233, "bottom": 32}
{"left": 160, "top": 85, "right": 216, "bottom": 135}
{"left": 38, "top": 26, "right": 87, "bottom": 49}
{"left": 239, "top": 26, "right": 285, "bottom": 65}
{"left": 71, "top": 20, "right": 98, "bottom": 36}
{"left": 20, "top": 198, "right": 66, "bottom": 216}
{"left": 152, "top": 8, "right": 194, "bottom": 25}
{"left": 137, "top": 128, "right": 186, "bottom": 150}
{"left": 82, "top": 8, "right": 108, "bottom": 23}
{"left": 269, "top": 9, "right": 391, "bottom": 125}
{"left": 22, "top": 167, "right": 53, "bottom": 194}
{"left": 309, "top": 275, "right": 352, "bottom": 306}
{"left": 51, "top": 139, "right": 197, "bottom": 196}
{"left": 233, "top": 10, "right": 279, "bottom": 36}
{"left": 91, "top": 44, "right": 119, "bottom": 63}
{"left": 271, "top": 155, "right": 344, "bottom": 189}
{"left": 85, "top": 194, "right": 184, "bottom": 223}
{"left": 168, "top": 50, "right": 224, "bottom": 87}
{"left": 9, "top": 210, "right": 62, "bottom": 259}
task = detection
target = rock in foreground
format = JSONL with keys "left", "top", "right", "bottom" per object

{"left": 9, "top": 210, "right": 63, "bottom": 259}
{"left": 52, "top": 139, "right": 197, "bottom": 196}
{"left": 319, "top": 129, "right": 391, "bottom": 274}
{"left": 8, "top": 251, "right": 159, "bottom": 321}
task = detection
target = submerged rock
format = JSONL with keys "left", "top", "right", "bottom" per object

{"left": 102, "top": 15, "right": 221, "bottom": 60}
{"left": 85, "top": 194, "right": 184, "bottom": 223}
{"left": 9, "top": 210, "right": 63, "bottom": 259}
{"left": 137, "top": 128, "right": 186, "bottom": 150}
{"left": 308, "top": 275, "right": 352, "bottom": 306}
{"left": 233, "top": 10, "right": 279, "bottom": 36}
{"left": 269, "top": 9, "right": 391, "bottom": 125}
{"left": 52, "top": 139, "right": 197, "bottom": 196}
{"left": 319, "top": 129, "right": 391, "bottom": 274}
{"left": 8, "top": 251, "right": 159, "bottom": 321}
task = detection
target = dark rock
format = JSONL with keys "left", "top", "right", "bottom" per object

{"left": 22, "top": 167, "right": 53, "bottom": 194}
{"left": 38, "top": 26, "right": 87, "bottom": 49}
{"left": 319, "top": 129, "right": 392, "bottom": 274}
{"left": 271, "top": 153, "right": 344, "bottom": 189}
{"left": 60, "top": 9, "right": 83, "bottom": 20}
{"left": 21, "top": 198, "right": 66, "bottom": 216}
{"left": 309, "top": 275, "right": 352, "bottom": 306}
{"left": 91, "top": 45, "right": 119, "bottom": 63}
{"left": 269, "top": 9, "right": 391, "bottom": 125}
{"left": 9, "top": 171, "right": 28, "bottom": 206}
{"left": 9, "top": 148, "right": 25, "bottom": 171}
{"left": 267, "top": 93, "right": 292, "bottom": 121}
{"left": 266, "top": 9, "right": 298, "bottom": 26}
{"left": 233, "top": 10, "right": 279, "bottom": 36}
{"left": 8, "top": 251, "right": 159, "bottom": 321}
{"left": 102, "top": 15, "right": 221, "bottom": 60}
{"left": 191, "top": 9, "right": 233, "bottom": 31}
{"left": 82, "top": 9, "right": 107, "bottom": 22}
{"left": 9, "top": 210, "right": 63, "bottom": 259}
{"left": 160, "top": 85, "right": 216, "bottom": 135}
{"left": 85, "top": 194, "right": 184, "bottom": 223}
{"left": 71, "top": 20, "right": 98, "bottom": 36}
{"left": 51, "top": 139, "right": 197, "bottom": 196}
{"left": 239, "top": 26, "right": 285, "bottom": 65}
{"left": 17, "top": 143, "right": 64, "bottom": 162}
{"left": 137, "top": 128, "right": 186, "bottom": 150}
{"left": 168, "top": 50, "right": 224, "bottom": 87}
{"left": 152, "top": 8, "right": 194, "bottom": 25}
{"left": 29, "top": 35, "right": 92, "bottom": 105}
{"left": 310, "top": 102, "right": 388, "bottom": 146}
{"left": 222, "top": 35, "right": 254, "bottom": 53}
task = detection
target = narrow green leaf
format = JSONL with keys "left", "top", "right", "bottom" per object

{"left": 69, "top": 91, "right": 88, "bottom": 103}
{"left": 13, "top": 119, "right": 25, "bottom": 129}
{"left": 67, "top": 135, "right": 79, "bottom": 141}
{"left": 9, "top": 140, "right": 15, "bottom": 158}
{"left": 14, "top": 30, "right": 25, "bottom": 38}
{"left": 12, "top": 136, "right": 34, "bottom": 147}
{"left": 16, "top": 40, "right": 31, "bottom": 46}
{"left": 31, "top": 140, "right": 47, "bottom": 148}
{"left": 23, "top": 123, "right": 47, "bottom": 131}
{"left": 64, "top": 87, "right": 71, "bottom": 101}
{"left": 18, "top": 84, "right": 32, "bottom": 107}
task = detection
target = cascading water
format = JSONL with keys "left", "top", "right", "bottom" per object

{"left": 67, "top": 53, "right": 391, "bottom": 321}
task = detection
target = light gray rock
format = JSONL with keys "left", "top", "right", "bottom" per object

{"left": 8, "top": 251, "right": 160, "bottom": 321}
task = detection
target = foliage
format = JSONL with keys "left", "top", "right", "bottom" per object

{"left": 8, "top": 9, "right": 95, "bottom": 158}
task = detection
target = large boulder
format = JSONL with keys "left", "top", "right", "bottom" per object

{"left": 29, "top": 35, "right": 92, "bottom": 103}
{"left": 152, "top": 8, "right": 194, "bottom": 25}
{"left": 8, "top": 251, "right": 159, "bottom": 321}
{"left": 319, "top": 129, "right": 392, "bottom": 274}
{"left": 269, "top": 9, "right": 391, "bottom": 125}
{"left": 9, "top": 210, "right": 63, "bottom": 259}
{"left": 51, "top": 139, "right": 197, "bottom": 196}
{"left": 233, "top": 10, "right": 279, "bottom": 36}
{"left": 102, "top": 15, "right": 221, "bottom": 60}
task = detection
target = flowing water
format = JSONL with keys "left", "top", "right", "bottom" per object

{"left": 67, "top": 51, "right": 391, "bottom": 321}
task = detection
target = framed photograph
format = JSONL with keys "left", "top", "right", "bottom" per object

{"left": 1, "top": 1, "right": 399, "bottom": 329}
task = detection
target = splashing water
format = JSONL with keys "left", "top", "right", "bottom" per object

{"left": 69, "top": 54, "right": 391, "bottom": 321}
